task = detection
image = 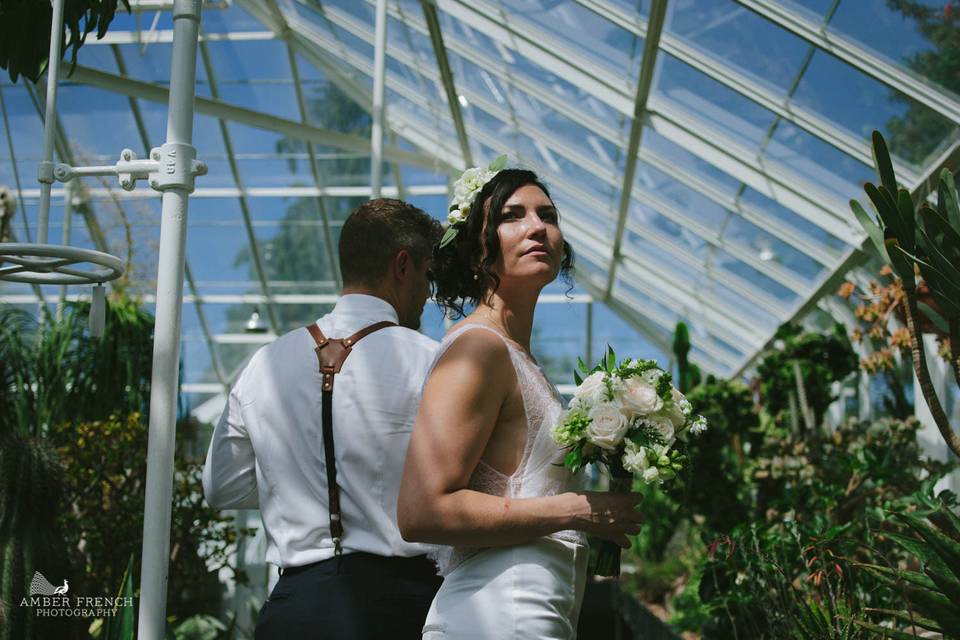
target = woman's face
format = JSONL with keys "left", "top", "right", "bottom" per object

{"left": 492, "top": 184, "right": 564, "bottom": 286}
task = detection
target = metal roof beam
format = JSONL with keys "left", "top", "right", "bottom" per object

{"left": 556, "top": 189, "right": 764, "bottom": 347}
{"left": 432, "top": 0, "right": 858, "bottom": 244}
{"left": 604, "top": 0, "right": 667, "bottom": 298}
{"left": 737, "top": 0, "right": 960, "bottom": 127}
{"left": 262, "top": 0, "right": 343, "bottom": 288}
{"left": 199, "top": 40, "right": 282, "bottom": 334}
{"left": 310, "top": 12, "right": 818, "bottom": 296}
{"left": 240, "top": 0, "right": 462, "bottom": 171}
{"left": 110, "top": 43, "right": 228, "bottom": 391}
{"left": 420, "top": 0, "right": 473, "bottom": 166}
{"left": 575, "top": 0, "right": 920, "bottom": 185}
{"left": 64, "top": 62, "right": 447, "bottom": 172}
{"left": 645, "top": 103, "right": 862, "bottom": 244}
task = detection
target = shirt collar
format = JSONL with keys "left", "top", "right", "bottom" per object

{"left": 327, "top": 294, "right": 399, "bottom": 325}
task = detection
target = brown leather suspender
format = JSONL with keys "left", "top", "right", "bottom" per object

{"left": 305, "top": 320, "right": 396, "bottom": 555}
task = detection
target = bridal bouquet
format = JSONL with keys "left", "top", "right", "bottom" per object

{"left": 551, "top": 348, "right": 707, "bottom": 576}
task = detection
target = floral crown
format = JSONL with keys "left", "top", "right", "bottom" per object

{"left": 439, "top": 155, "right": 508, "bottom": 248}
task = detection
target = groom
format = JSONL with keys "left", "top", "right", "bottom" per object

{"left": 203, "top": 198, "right": 444, "bottom": 639}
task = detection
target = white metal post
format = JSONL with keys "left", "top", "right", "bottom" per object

{"left": 137, "top": 0, "right": 202, "bottom": 637}
{"left": 37, "top": 0, "right": 67, "bottom": 244}
{"left": 370, "top": 0, "right": 387, "bottom": 197}
{"left": 57, "top": 180, "right": 73, "bottom": 320}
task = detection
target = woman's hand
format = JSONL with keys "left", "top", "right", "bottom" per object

{"left": 563, "top": 491, "right": 645, "bottom": 548}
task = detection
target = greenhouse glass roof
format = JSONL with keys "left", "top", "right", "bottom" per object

{"left": 2, "top": 0, "right": 959, "bottom": 403}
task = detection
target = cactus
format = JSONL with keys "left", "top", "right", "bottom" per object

{"left": 673, "top": 321, "right": 701, "bottom": 393}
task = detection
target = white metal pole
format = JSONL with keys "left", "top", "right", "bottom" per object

{"left": 57, "top": 180, "right": 73, "bottom": 321}
{"left": 38, "top": 0, "right": 67, "bottom": 244}
{"left": 370, "top": 0, "right": 387, "bottom": 198}
{"left": 137, "top": 0, "right": 202, "bottom": 638}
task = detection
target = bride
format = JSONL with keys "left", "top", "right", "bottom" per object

{"left": 398, "top": 166, "right": 644, "bottom": 639}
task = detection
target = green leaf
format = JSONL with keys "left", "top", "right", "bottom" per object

{"left": 850, "top": 199, "right": 890, "bottom": 261}
{"left": 853, "top": 619, "right": 938, "bottom": 640}
{"left": 897, "top": 512, "right": 960, "bottom": 586}
{"left": 939, "top": 168, "right": 960, "bottom": 231}
{"left": 872, "top": 130, "right": 898, "bottom": 196}
{"left": 577, "top": 356, "right": 588, "bottom": 374}
{"left": 573, "top": 369, "right": 583, "bottom": 386}
{"left": 488, "top": 154, "right": 508, "bottom": 172}
{"left": 863, "top": 608, "right": 943, "bottom": 634}
{"left": 439, "top": 226, "right": 458, "bottom": 249}
{"left": 896, "top": 188, "right": 917, "bottom": 249}
{"left": 918, "top": 301, "right": 952, "bottom": 334}
{"left": 886, "top": 237, "right": 916, "bottom": 290}
{"left": 860, "top": 561, "right": 938, "bottom": 591}
{"left": 865, "top": 183, "right": 898, "bottom": 230}
{"left": 564, "top": 448, "right": 583, "bottom": 473}
{"left": 919, "top": 204, "right": 960, "bottom": 254}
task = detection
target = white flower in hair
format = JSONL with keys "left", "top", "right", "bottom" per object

{"left": 440, "top": 155, "right": 508, "bottom": 249}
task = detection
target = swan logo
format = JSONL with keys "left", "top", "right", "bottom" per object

{"left": 19, "top": 572, "right": 133, "bottom": 618}
{"left": 30, "top": 572, "right": 69, "bottom": 596}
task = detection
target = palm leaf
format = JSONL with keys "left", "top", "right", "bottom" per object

{"left": 872, "top": 130, "right": 899, "bottom": 196}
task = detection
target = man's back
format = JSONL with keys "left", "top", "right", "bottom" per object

{"left": 203, "top": 294, "right": 438, "bottom": 569}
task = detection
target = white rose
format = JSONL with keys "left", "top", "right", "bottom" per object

{"left": 447, "top": 211, "right": 461, "bottom": 224}
{"left": 622, "top": 442, "right": 649, "bottom": 475}
{"left": 586, "top": 402, "right": 629, "bottom": 450}
{"left": 574, "top": 371, "right": 607, "bottom": 406}
{"left": 460, "top": 167, "right": 482, "bottom": 186}
{"left": 641, "top": 368, "right": 663, "bottom": 385}
{"left": 642, "top": 467, "right": 660, "bottom": 484}
{"left": 618, "top": 377, "right": 663, "bottom": 417}
{"left": 646, "top": 415, "right": 675, "bottom": 445}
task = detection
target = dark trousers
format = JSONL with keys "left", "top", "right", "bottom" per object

{"left": 254, "top": 553, "right": 442, "bottom": 640}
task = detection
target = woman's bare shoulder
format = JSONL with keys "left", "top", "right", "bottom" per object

{"left": 436, "top": 322, "right": 513, "bottom": 374}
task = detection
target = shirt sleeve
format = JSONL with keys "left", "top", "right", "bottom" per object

{"left": 202, "top": 383, "right": 259, "bottom": 510}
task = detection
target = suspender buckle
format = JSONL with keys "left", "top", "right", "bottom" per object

{"left": 332, "top": 537, "right": 343, "bottom": 556}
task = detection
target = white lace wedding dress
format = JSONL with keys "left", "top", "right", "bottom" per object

{"left": 421, "top": 324, "right": 588, "bottom": 640}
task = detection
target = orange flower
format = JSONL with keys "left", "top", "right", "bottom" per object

{"left": 890, "top": 327, "right": 911, "bottom": 349}
{"left": 880, "top": 265, "right": 893, "bottom": 276}
{"left": 838, "top": 281, "right": 856, "bottom": 299}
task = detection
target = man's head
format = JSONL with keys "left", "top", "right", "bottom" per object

{"left": 339, "top": 198, "right": 443, "bottom": 329}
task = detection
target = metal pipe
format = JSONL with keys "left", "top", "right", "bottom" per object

{"left": 137, "top": 0, "right": 201, "bottom": 637}
{"left": 370, "top": 0, "right": 387, "bottom": 197}
{"left": 57, "top": 180, "right": 73, "bottom": 320}
{"left": 38, "top": 0, "right": 67, "bottom": 243}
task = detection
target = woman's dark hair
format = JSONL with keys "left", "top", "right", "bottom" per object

{"left": 433, "top": 168, "right": 574, "bottom": 318}
{"left": 339, "top": 198, "right": 442, "bottom": 287}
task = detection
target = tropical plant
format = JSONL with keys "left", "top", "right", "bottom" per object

{"left": 850, "top": 130, "right": 960, "bottom": 457}
{"left": 755, "top": 323, "right": 859, "bottom": 434}
{"left": 0, "top": 298, "right": 248, "bottom": 639}
{"left": 0, "top": 0, "right": 129, "bottom": 83}
{"left": 673, "top": 322, "right": 701, "bottom": 394}
{"left": 855, "top": 503, "right": 960, "bottom": 639}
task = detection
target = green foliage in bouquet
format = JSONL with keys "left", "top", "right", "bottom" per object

{"left": 561, "top": 346, "right": 680, "bottom": 475}
{"left": 851, "top": 130, "right": 960, "bottom": 457}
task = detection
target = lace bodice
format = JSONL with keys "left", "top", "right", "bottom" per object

{"left": 424, "top": 323, "right": 586, "bottom": 575}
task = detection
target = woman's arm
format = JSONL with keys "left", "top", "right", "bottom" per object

{"left": 398, "top": 329, "right": 643, "bottom": 548}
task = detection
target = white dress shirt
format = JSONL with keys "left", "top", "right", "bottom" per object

{"left": 202, "top": 294, "right": 439, "bottom": 569}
